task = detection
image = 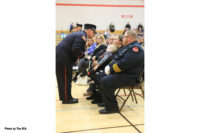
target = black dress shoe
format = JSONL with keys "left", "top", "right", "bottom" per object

{"left": 91, "top": 99, "right": 102, "bottom": 104}
{"left": 86, "top": 94, "right": 95, "bottom": 100}
{"left": 62, "top": 98, "right": 78, "bottom": 104}
{"left": 99, "top": 109, "right": 119, "bottom": 114}
{"left": 97, "top": 103, "right": 105, "bottom": 107}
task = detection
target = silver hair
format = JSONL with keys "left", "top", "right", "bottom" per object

{"left": 126, "top": 30, "right": 138, "bottom": 40}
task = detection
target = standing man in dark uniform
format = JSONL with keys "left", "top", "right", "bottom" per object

{"left": 56, "top": 24, "right": 96, "bottom": 104}
{"left": 99, "top": 30, "right": 144, "bottom": 114}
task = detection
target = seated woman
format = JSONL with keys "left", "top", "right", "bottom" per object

{"left": 90, "top": 34, "right": 107, "bottom": 62}
{"left": 86, "top": 37, "right": 97, "bottom": 56}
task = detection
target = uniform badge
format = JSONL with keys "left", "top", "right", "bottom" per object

{"left": 133, "top": 47, "right": 139, "bottom": 52}
{"left": 82, "top": 36, "right": 86, "bottom": 41}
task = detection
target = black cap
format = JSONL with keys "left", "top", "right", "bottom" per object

{"left": 84, "top": 24, "right": 96, "bottom": 31}
{"left": 76, "top": 23, "right": 83, "bottom": 27}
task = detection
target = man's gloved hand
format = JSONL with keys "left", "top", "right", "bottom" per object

{"left": 105, "top": 65, "right": 110, "bottom": 75}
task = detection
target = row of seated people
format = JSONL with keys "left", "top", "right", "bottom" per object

{"left": 72, "top": 33, "right": 122, "bottom": 84}
{"left": 73, "top": 32, "right": 144, "bottom": 84}
{"left": 73, "top": 30, "right": 144, "bottom": 114}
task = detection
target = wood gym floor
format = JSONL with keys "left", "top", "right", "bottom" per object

{"left": 56, "top": 81, "right": 144, "bottom": 133}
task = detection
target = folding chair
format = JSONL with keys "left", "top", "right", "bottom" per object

{"left": 115, "top": 70, "right": 144, "bottom": 111}
{"left": 115, "top": 83, "right": 136, "bottom": 111}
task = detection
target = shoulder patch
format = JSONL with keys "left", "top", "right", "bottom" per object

{"left": 133, "top": 47, "right": 139, "bottom": 52}
{"left": 82, "top": 36, "right": 86, "bottom": 41}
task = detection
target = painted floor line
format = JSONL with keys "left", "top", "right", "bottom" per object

{"left": 135, "top": 124, "right": 144, "bottom": 126}
{"left": 56, "top": 93, "right": 144, "bottom": 101}
{"left": 56, "top": 105, "right": 144, "bottom": 112}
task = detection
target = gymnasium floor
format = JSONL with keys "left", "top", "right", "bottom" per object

{"left": 56, "top": 81, "right": 144, "bottom": 133}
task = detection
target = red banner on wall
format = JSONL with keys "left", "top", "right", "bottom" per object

{"left": 121, "top": 14, "right": 133, "bottom": 18}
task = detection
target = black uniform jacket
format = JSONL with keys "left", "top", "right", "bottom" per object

{"left": 56, "top": 31, "right": 87, "bottom": 64}
{"left": 91, "top": 44, "right": 107, "bottom": 60}
{"left": 109, "top": 41, "right": 144, "bottom": 77}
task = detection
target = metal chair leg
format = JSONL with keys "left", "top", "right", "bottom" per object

{"left": 141, "top": 88, "right": 144, "bottom": 99}
{"left": 119, "top": 89, "right": 134, "bottom": 111}
{"left": 132, "top": 88, "right": 138, "bottom": 104}
{"left": 129, "top": 89, "right": 134, "bottom": 102}
{"left": 115, "top": 88, "right": 120, "bottom": 96}
{"left": 123, "top": 89, "right": 126, "bottom": 96}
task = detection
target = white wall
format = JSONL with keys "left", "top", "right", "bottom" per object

{"left": 56, "top": 0, "right": 144, "bottom": 30}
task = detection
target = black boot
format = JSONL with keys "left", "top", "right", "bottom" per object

{"left": 86, "top": 93, "right": 96, "bottom": 100}
{"left": 86, "top": 89, "right": 96, "bottom": 100}
{"left": 91, "top": 91, "right": 102, "bottom": 104}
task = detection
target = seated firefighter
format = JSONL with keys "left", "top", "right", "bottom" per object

{"left": 98, "top": 30, "right": 144, "bottom": 114}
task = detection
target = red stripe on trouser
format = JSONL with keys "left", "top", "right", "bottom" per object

{"left": 65, "top": 67, "right": 67, "bottom": 100}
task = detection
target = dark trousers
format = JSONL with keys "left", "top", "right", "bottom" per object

{"left": 77, "top": 58, "right": 89, "bottom": 76}
{"left": 87, "top": 70, "right": 106, "bottom": 92}
{"left": 100, "top": 74, "right": 136, "bottom": 110}
{"left": 94, "top": 71, "right": 107, "bottom": 88}
{"left": 56, "top": 61, "right": 73, "bottom": 101}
